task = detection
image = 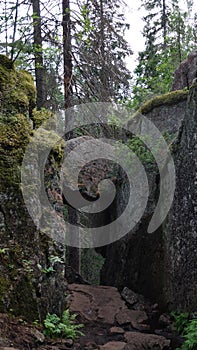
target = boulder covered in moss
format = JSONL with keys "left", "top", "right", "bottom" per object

{"left": 0, "top": 55, "right": 66, "bottom": 321}
{"left": 129, "top": 90, "right": 188, "bottom": 135}
{"left": 0, "top": 55, "right": 36, "bottom": 117}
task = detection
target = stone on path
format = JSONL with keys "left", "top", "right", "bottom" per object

{"left": 124, "top": 332, "right": 170, "bottom": 350}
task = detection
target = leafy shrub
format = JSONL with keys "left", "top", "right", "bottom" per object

{"left": 43, "top": 309, "right": 84, "bottom": 340}
{"left": 171, "top": 312, "right": 189, "bottom": 334}
{"left": 181, "top": 318, "right": 197, "bottom": 350}
{"left": 171, "top": 312, "right": 197, "bottom": 350}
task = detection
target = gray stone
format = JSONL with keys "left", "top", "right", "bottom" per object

{"left": 100, "top": 85, "right": 196, "bottom": 311}
{"left": 109, "top": 327, "right": 125, "bottom": 334}
{"left": 99, "top": 342, "right": 127, "bottom": 350}
{"left": 172, "top": 50, "right": 197, "bottom": 91}
{"left": 31, "top": 329, "right": 45, "bottom": 343}
{"left": 116, "top": 310, "right": 149, "bottom": 330}
{"left": 121, "top": 287, "right": 139, "bottom": 306}
{"left": 124, "top": 332, "right": 170, "bottom": 350}
{"left": 162, "top": 85, "right": 197, "bottom": 310}
{"left": 159, "top": 314, "right": 171, "bottom": 327}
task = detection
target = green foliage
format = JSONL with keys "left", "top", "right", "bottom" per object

{"left": 37, "top": 255, "right": 65, "bottom": 275}
{"left": 171, "top": 312, "right": 197, "bottom": 350}
{"left": 22, "top": 259, "right": 34, "bottom": 273}
{"left": 74, "top": 0, "right": 132, "bottom": 102}
{"left": 126, "top": 136, "right": 154, "bottom": 166}
{"left": 31, "top": 108, "right": 53, "bottom": 129}
{"left": 43, "top": 310, "right": 84, "bottom": 340}
{"left": 182, "top": 319, "right": 197, "bottom": 350}
{"left": 133, "top": 0, "right": 196, "bottom": 108}
{"left": 41, "top": 266, "right": 55, "bottom": 274}
{"left": 49, "top": 255, "right": 64, "bottom": 264}
{"left": 80, "top": 249, "right": 104, "bottom": 285}
{"left": 114, "top": 130, "right": 175, "bottom": 173}
{"left": 0, "top": 248, "right": 9, "bottom": 254}
{"left": 171, "top": 311, "right": 190, "bottom": 334}
{"left": 77, "top": 5, "right": 95, "bottom": 46}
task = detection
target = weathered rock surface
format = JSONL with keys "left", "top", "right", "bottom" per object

{"left": 172, "top": 50, "right": 197, "bottom": 91}
{"left": 66, "top": 284, "right": 171, "bottom": 349}
{"left": 67, "top": 284, "right": 127, "bottom": 324}
{"left": 116, "top": 309, "right": 149, "bottom": 330}
{"left": 124, "top": 332, "right": 170, "bottom": 350}
{"left": 129, "top": 90, "right": 188, "bottom": 134}
{"left": 0, "top": 55, "right": 66, "bottom": 321}
{"left": 162, "top": 84, "right": 197, "bottom": 310}
{"left": 0, "top": 288, "right": 183, "bottom": 350}
{"left": 121, "top": 287, "right": 146, "bottom": 310}
{"left": 100, "top": 82, "right": 196, "bottom": 311}
{"left": 99, "top": 342, "right": 126, "bottom": 350}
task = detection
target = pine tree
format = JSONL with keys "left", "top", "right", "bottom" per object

{"left": 132, "top": 0, "right": 197, "bottom": 108}
{"left": 72, "top": 0, "right": 132, "bottom": 102}
{"left": 31, "top": 0, "right": 47, "bottom": 109}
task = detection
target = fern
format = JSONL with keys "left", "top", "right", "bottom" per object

{"left": 172, "top": 312, "right": 197, "bottom": 350}
{"left": 44, "top": 309, "right": 84, "bottom": 340}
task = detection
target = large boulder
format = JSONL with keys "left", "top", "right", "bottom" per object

{"left": 162, "top": 83, "right": 197, "bottom": 310}
{"left": 100, "top": 85, "right": 196, "bottom": 311}
{"left": 171, "top": 50, "right": 197, "bottom": 91}
{"left": 0, "top": 55, "right": 66, "bottom": 321}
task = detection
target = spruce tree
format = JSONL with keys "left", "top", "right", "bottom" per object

{"left": 132, "top": 0, "right": 197, "bottom": 108}
{"left": 72, "top": 0, "right": 132, "bottom": 102}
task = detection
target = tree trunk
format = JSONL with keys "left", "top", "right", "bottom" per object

{"left": 68, "top": 207, "right": 80, "bottom": 273}
{"left": 31, "top": 0, "right": 46, "bottom": 109}
{"left": 62, "top": 0, "right": 80, "bottom": 273}
{"left": 62, "top": 0, "right": 72, "bottom": 109}
{"left": 100, "top": 0, "right": 109, "bottom": 100}
{"left": 162, "top": 0, "right": 167, "bottom": 49}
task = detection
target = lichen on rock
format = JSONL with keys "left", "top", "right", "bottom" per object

{"left": 0, "top": 55, "right": 66, "bottom": 322}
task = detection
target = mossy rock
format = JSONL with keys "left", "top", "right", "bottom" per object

{"left": 0, "top": 56, "right": 66, "bottom": 322}
{"left": 0, "top": 55, "right": 36, "bottom": 117}
{"left": 137, "top": 90, "right": 188, "bottom": 115}
{"left": 0, "top": 54, "right": 14, "bottom": 69}
{"left": 32, "top": 108, "right": 54, "bottom": 129}
{"left": 32, "top": 127, "right": 65, "bottom": 164}
{"left": 0, "top": 114, "right": 31, "bottom": 157}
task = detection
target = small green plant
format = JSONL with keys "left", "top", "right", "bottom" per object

{"left": 43, "top": 309, "right": 84, "bottom": 340}
{"left": 171, "top": 311, "right": 189, "bottom": 334}
{"left": 171, "top": 312, "right": 197, "bottom": 350}
{"left": 22, "top": 259, "right": 34, "bottom": 273}
{"left": 0, "top": 248, "right": 9, "bottom": 254}
{"left": 41, "top": 266, "right": 55, "bottom": 274}
{"left": 181, "top": 318, "right": 197, "bottom": 350}
{"left": 37, "top": 262, "right": 57, "bottom": 274}
{"left": 33, "top": 319, "right": 40, "bottom": 326}
{"left": 49, "top": 255, "right": 64, "bottom": 264}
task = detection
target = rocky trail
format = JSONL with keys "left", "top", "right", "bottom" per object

{"left": 0, "top": 284, "right": 183, "bottom": 350}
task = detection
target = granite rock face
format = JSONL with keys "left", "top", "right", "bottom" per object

{"left": 171, "top": 50, "right": 197, "bottom": 91}
{"left": 100, "top": 85, "right": 196, "bottom": 311}
{"left": 162, "top": 84, "right": 197, "bottom": 310}
{"left": 0, "top": 55, "right": 66, "bottom": 321}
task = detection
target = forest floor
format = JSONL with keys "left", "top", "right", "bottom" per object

{"left": 0, "top": 284, "right": 183, "bottom": 350}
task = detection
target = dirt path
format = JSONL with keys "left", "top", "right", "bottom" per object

{"left": 0, "top": 284, "right": 183, "bottom": 350}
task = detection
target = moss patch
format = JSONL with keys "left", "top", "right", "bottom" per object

{"left": 32, "top": 108, "right": 54, "bottom": 129}
{"left": 0, "top": 55, "right": 35, "bottom": 117}
{"left": 0, "top": 54, "right": 14, "bottom": 69}
{"left": 0, "top": 113, "right": 31, "bottom": 166}
{"left": 137, "top": 90, "right": 188, "bottom": 115}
